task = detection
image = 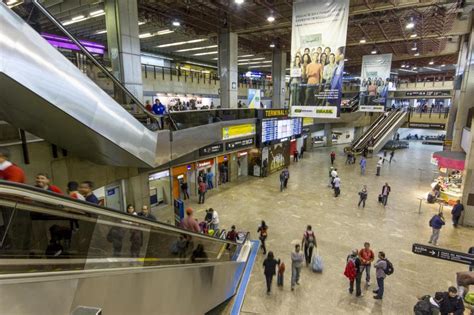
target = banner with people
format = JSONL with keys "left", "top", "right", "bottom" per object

{"left": 289, "top": 0, "right": 350, "bottom": 118}
{"left": 247, "top": 89, "right": 261, "bottom": 108}
{"left": 359, "top": 53, "right": 394, "bottom": 108}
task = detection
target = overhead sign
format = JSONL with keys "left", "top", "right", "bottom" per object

{"left": 291, "top": 105, "right": 338, "bottom": 119}
{"left": 148, "top": 169, "right": 170, "bottom": 181}
{"left": 225, "top": 137, "right": 255, "bottom": 151}
{"left": 197, "top": 159, "right": 214, "bottom": 168}
{"left": 412, "top": 243, "right": 474, "bottom": 265}
{"left": 222, "top": 124, "right": 256, "bottom": 140}
{"left": 199, "top": 143, "right": 224, "bottom": 156}
{"left": 408, "top": 123, "right": 446, "bottom": 130}
{"left": 359, "top": 105, "right": 385, "bottom": 112}
{"left": 258, "top": 109, "right": 289, "bottom": 119}
{"left": 289, "top": 0, "right": 349, "bottom": 116}
{"left": 405, "top": 91, "right": 451, "bottom": 97}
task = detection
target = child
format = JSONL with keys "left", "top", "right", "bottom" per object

{"left": 277, "top": 260, "right": 285, "bottom": 287}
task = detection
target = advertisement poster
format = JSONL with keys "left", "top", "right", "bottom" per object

{"left": 291, "top": 105, "right": 338, "bottom": 118}
{"left": 222, "top": 124, "right": 256, "bottom": 140}
{"left": 360, "top": 53, "right": 394, "bottom": 107}
{"left": 247, "top": 89, "right": 262, "bottom": 108}
{"left": 358, "top": 105, "right": 385, "bottom": 112}
{"left": 269, "top": 142, "right": 290, "bottom": 173}
{"left": 289, "top": 0, "right": 350, "bottom": 117}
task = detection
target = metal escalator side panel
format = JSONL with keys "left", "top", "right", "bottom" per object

{"left": 352, "top": 113, "right": 384, "bottom": 151}
{"left": 372, "top": 112, "right": 407, "bottom": 153}
{"left": 0, "top": 4, "right": 157, "bottom": 167}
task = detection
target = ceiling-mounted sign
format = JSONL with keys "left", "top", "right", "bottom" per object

{"left": 148, "top": 169, "right": 170, "bottom": 181}
{"left": 258, "top": 109, "right": 289, "bottom": 119}
{"left": 408, "top": 123, "right": 445, "bottom": 130}
{"left": 197, "top": 159, "right": 214, "bottom": 168}
{"left": 412, "top": 243, "right": 474, "bottom": 265}
{"left": 291, "top": 106, "right": 338, "bottom": 119}
{"left": 405, "top": 91, "right": 451, "bottom": 97}
{"left": 199, "top": 143, "right": 224, "bottom": 156}
{"left": 225, "top": 137, "right": 255, "bottom": 151}
{"left": 358, "top": 105, "right": 385, "bottom": 112}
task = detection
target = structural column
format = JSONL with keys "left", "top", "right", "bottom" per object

{"left": 105, "top": 0, "right": 143, "bottom": 102}
{"left": 324, "top": 123, "right": 332, "bottom": 146}
{"left": 271, "top": 50, "right": 287, "bottom": 108}
{"left": 218, "top": 31, "right": 238, "bottom": 108}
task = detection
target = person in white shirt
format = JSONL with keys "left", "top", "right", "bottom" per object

{"left": 331, "top": 168, "right": 338, "bottom": 188}
{"left": 333, "top": 175, "right": 341, "bottom": 197}
{"left": 376, "top": 158, "right": 383, "bottom": 176}
{"left": 209, "top": 208, "right": 219, "bottom": 231}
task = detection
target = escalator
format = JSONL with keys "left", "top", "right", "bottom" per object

{"left": 350, "top": 109, "right": 407, "bottom": 154}
{"left": 0, "top": 2, "right": 231, "bottom": 168}
{"left": 0, "top": 181, "right": 255, "bottom": 315}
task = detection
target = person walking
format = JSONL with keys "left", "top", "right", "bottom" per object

{"left": 198, "top": 180, "right": 207, "bottom": 204}
{"left": 330, "top": 168, "right": 338, "bottom": 189}
{"left": 373, "top": 251, "right": 388, "bottom": 300}
{"left": 291, "top": 244, "right": 304, "bottom": 291}
{"left": 383, "top": 151, "right": 387, "bottom": 164}
{"left": 389, "top": 150, "right": 395, "bottom": 163}
{"left": 263, "top": 251, "right": 279, "bottom": 294}
{"left": 358, "top": 185, "right": 368, "bottom": 208}
{"left": 381, "top": 183, "right": 391, "bottom": 206}
{"left": 293, "top": 150, "right": 299, "bottom": 162}
{"left": 376, "top": 157, "right": 383, "bottom": 176}
{"left": 451, "top": 200, "right": 464, "bottom": 228}
{"left": 181, "top": 180, "right": 189, "bottom": 200}
{"left": 359, "top": 242, "right": 375, "bottom": 286}
{"left": 360, "top": 156, "right": 367, "bottom": 175}
{"left": 428, "top": 212, "right": 445, "bottom": 246}
{"left": 344, "top": 249, "right": 363, "bottom": 297}
{"left": 277, "top": 260, "right": 286, "bottom": 287}
{"left": 257, "top": 221, "right": 268, "bottom": 255}
{"left": 208, "top": 208, "right": 219, "bottom": 231}
{"left": 330, "top": 151, "right": 336, "bottom": 165}
{"left": 279, "top": 170, "right": 286, "bottom": 192}
{"left": 301, "top": 225, "right": 317, "bottom": 266}
{"left": 283, "top": 168, "right": 290, "bottom": 189}
{"left": 333, "top": 175, "right": 341, "bottom": 197}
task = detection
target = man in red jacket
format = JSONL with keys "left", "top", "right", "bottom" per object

{"left": 35, "top": 173, "right": 63, "bottom": 194}
{"left": 359, "top": 242, "right": 375, "bottom": 286}
{"left": 0, "top": 148, "right": 25, "bottom": 183}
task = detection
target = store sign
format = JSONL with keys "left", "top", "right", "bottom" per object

{"left": 237, "top": 151, "right": 248, "bottom": 157}
{"left": 412, "top": 243, "right": 474, "bottom": 265}
{"left": 291, "top": 106, "right": 338, "bottom": 119}
{"left": 408, "top": 123, "right": 445, "bottom": 130}
{"left": 259, "top": 109, "right": 289, "bottom": 119}
{"left": 222, "top": 124, "right": 256, "bottom": 140}
{"left": 199, "top": 143, "right": 223, "bottom": 156}
{"left": 148, "top": 169, "right": 170, "bottom": 181}
{"left": 225, "top": 137, "right": 255, "bottom": 151}
{"left": 359, "top": 105, "right": 385, "bottom": 112}
{"left": 405, "top": 91, "right": 451, "bottom": 97}
{"left": 303, "top": 117, "right": 314, "bottom": 126}
{"left": 197, "top": 159, "right": 213, "bottom": 168}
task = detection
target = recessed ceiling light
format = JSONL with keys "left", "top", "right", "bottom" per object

{"left": 429, "top": 60, "right": 434, "bottom": 65}
{"left": 401, "top": 64, "right": 405, "bottom": 68}
{"left": 193, "top": 51, "right": 218, "bottom": 56}
{"left": 267, "top": 16, "right": 275, "bottom": 22}
{"left": 139, "top": 33, "right": 152, "bottom": 39}
{"left": 360, "top": 39, "right": 366, "bottom": 44}
{"left": 270, "top": 43, "right": 276, "bottom": 48}
{"left": 413, "top": 66, "right": 418, "bottom": 70}
{"left": 414, "top": 52, "right": 420, "bottom": 56}
{"left": 172, "top": 21, "right": 181, "bottom": 27}
{"left": 344, "top": 58, "right": 348, "bottom": 62}
{"left": 441, "top": 64, "right": 446, "bottom": 67}
{"left": 175, "top": 45, "right": 218, "bottom": 52}
{"left": 138, "top": 21, "right": 147, "bottom": 26}
{"left": 95, "top": 29, "right": 107, "bottom": 35}
{"left": 406, "top": 22, "right": 415, "bottom": 29}
{"left": 410, "top": 33, "right": 417, "bottom": 38}
{"left": 72, "top": 15, "right": 85, "bottom": 21}
{"left": 235, "top": 0, "right": 244, "bottom": 3}
{"left": 239, "top": 54, "right": 254, "bottom": 58}
{"left": 157, "top": 38, "right": 207, "bottom": 48}
{"left": 371, "top": 47, "right": 377, "bottom": 54}
{"left": 89, "top": 9, "right": 105, "bottom": 17}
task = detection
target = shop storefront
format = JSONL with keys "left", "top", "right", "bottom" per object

{"left": 429, "top": 151, "right": 465, "bottom": 204}
{"left": 171, "top": 163, "right": 195, "bottom": 200}
{"left": 148, "top": 169, "right": 171, "bottom": 208}
{"left": 217, "top": 154, "right": 230, "bottom": 185}
{"left": 196, "top": 158, "right": 216, "bottom": 191}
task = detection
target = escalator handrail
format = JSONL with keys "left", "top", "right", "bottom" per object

{"left": 0, "top": 180, "right": 239, "bottom": 246}
{"left": 352, "top": 113, "right": 385, "bottom": 149}
{"left": 31, "top": 0, "right": 158, "bottom": 125}
{"left": 371, "top": 111, "right": 406, "bottom": 147}
{"left": 371, "top": 111, "right": 404, "bottom": 143}
{"left": 353, "top": 109, "right": 401, "bottom": 152}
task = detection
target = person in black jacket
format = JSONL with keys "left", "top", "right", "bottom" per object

{"left": 437, "top": 286, "right": 465, "bottom": 315}
{"left": 263, "top": 251, "right": 279, "bottom": 294}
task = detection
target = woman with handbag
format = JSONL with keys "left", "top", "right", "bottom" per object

{"left": 257, "top": 221, "right": 268, "bottom": 255}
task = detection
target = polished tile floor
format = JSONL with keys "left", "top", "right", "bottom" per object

{"left": 183, "top": 142, "right": 473, "bottom": 315}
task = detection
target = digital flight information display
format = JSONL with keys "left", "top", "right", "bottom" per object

{"left": 261, "top": 118, "right": 302, "bottom": 142}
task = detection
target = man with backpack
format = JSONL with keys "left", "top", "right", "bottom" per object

{"left": 344, "top": 249, "right": 363, "bottom": 297}
{"left": 301, "top": 225, "right": 317, "bottom": 266}
{"left": 373, "top": 251, "right": 393, "bottom": 300}
{"left": 428, "top": 212, "right": 445, "bottom": 246}
{"left": 414, "top": 292, "right": 443, "bottom": 315}
{"left": 437, "top": 286, "right": 465, "bottom": 315}
{"left": 359, "top": 242, "right": 375, "bottom": 286}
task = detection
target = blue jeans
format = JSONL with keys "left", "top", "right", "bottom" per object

{"left": 207, "top": 180, "right": 213, "bottom": 189}
{"left": 376, "top": 277, "right": 384, "bottom": 298}
{"left": 291, "top": 265, "right": 301, "bottom": 287}
{"left": 382, "top": 195, "right": 388, "bottom": 206}
{"left": 362, "top": 264, "right": 371, "bottom": 282}
{"left": 361, "top": 167, "right": 365, "bottom": 175}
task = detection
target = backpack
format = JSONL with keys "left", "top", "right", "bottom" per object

{"left": 413, "top": 295, "right": 433, "bottom": 315}
{"left": 465, "top": 292, "right": 474, "bottom": 305}
{"left": 344, "top": 258, "right": 357, "bottom": 280}
{"left": 384, "top": 259, "right": 394, "bottom": 275}
{"left": 306, "top": 231, "right": 316, "bottom": 248}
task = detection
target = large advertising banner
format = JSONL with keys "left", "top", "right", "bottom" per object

{"left": 247, "top": 89, "right": 262, "bottom": 108}
{"left": 359, "top": 53, "right": 394, "bottom": 108}
{"left": 289, "top": 0, "right": 350, "bottom": 117}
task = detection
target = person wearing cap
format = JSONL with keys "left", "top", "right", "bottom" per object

{"left": 0, "top": 148, "right": 25, "bottom": 183}
{"left": 181, "top": 208, "right": 200, "bottom": 233}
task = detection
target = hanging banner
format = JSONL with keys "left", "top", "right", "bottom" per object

{"left": 360, "top": 54, "right": 394, "bottom": 107}
{"left": 289, "top": 0, "right": 349, "bottom": 118}
{"left": 247, "top": 89, "right": 262, "bottom": 108}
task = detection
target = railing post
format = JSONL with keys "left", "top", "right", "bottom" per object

{"left": 144, "top": 65, "right": 147, "bottom": 79}
{"left": 162, "top": 67, "right": 165, "bottom": 80}
{"left": 153, "top": 66, "right": 156, "bottom": 79}
{"left": 170, "top": 67, "right": 173, "bottom": 81}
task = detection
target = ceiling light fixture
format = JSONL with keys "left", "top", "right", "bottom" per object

{"left": 72, "top": 15, "right": 85, "bottom": 21}
{"left": 267, "top": 16, "right": 275, "bottom": 22}
{"left": 157, "top": 38, "right": 207, "bottom": 48}
{"left": 172, "top": 21, "right": 181, "bottom": 27}
{"left": 344, "top": 58, "right": 348, "bottom": 62}
{"left": 235, "top": 0, "right": 244, "bottom": 4}
{"left": 269, "top": 43, "right": 276, "bottom": 48}
{"left": 138, "top": 21, "right": 147, "bottom": 26}
{"left": 406, "top": 17, "right": 415, "bottom": 29}
{"left": 239, "top": 54, "right": 254, "bottom": 58}
{"left": 95, "top": 29, "right": 107, "bottom": 35}
{"left": 248, "top": 65, "right": 272, "bottom": 68}
{"left": 411, "top": 42, "right": 417, "bottom": 51}
{"left": 139, "top": 29, "right": 174, "bottom": 39}
{"left": 139, "top": 33, "right": 153, "bottom": 39}
{"left": 175, "top": 45, "right": 218, "bottom": 52}
{"left": 89, "top": 9, "right": 105, "bottom": 17}
{"left": 360, "top": 38, "right": 366, "bottom": 44}
{"left": 410, "top": 33, "right": 417, "bottom": 38}
{"left": 414, "top": 52, "right": 420, "bottom": 56}
{"left": 429, "top": 60, "right": 434, "bottom": 65}
{"left": 441, "top": 64, "right": 446, "bottom": 67}
{"left": 371, "top": 47, "right": 377, "bottom": 54}
{"left": 192, "top": 51, "right": 218, "bottom": 56}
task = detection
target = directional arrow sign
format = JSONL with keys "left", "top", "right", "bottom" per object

{"left": 412, "top": 243, "right": 474, "bottom": 265}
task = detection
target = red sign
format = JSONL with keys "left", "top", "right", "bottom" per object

{"left": 197, "top": 159, "right": 213, "bottom": 168}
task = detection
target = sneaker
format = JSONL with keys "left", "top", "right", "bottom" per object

{"left": 348, "top": 289, "right": 353, "bottom": 294}
{"left": 372, "top": 290, "right": 379, "bottom": 294}
{"left": 356, "top": 294, "right": 364, "bottom": 298}
{"left": 373, "top": 296, "right": 382, "bottom": 300}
